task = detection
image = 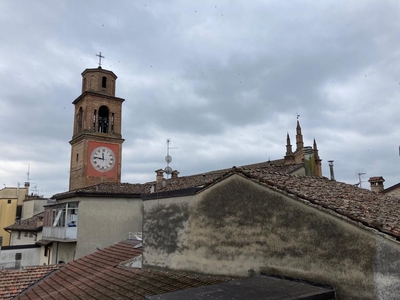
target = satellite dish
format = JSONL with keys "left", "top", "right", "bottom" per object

{"left": 164, "top": 166, "right": 172, "bottom": 175}
{"left": 165, "top": 155, "right": 172, "bottom": 163}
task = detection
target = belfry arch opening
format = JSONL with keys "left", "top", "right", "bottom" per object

{"left": 102, "top": 76, "right": 107, "bottom": 88}
{"left": 98, "top": 106, "right": 109, "bottom": 133}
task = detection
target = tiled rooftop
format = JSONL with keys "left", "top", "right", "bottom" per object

{"left": 0, "top": 265, "right": 60, "bottom": 300}
{"left": 52, "top": 161, "right": 302, "bottom": 199}
{"left": 52, "top": 161, "right": 400, "bottom": 241}
{"left": 4, "top": 212, "right": 44, "bottom": 231}
{"left": 16, "top": 240, "right": 228, "bottom": 300}
{"left": 236, "top": 167, "right": 400, "bottom": 240}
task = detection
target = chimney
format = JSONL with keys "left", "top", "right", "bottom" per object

{"left": 15, "top": 253, "right": 22, "bottom": 269}
{"left": 155, "top": 169, "right": 164, "bottom": 183}
{"left": 328, "top": 160, "right": 335, "bottom": 181}
{"left": 171, "top": 170, "right": 180, "bottom": 179}
{"left": 368, "top": 177, "right": 385, "bottom": 193}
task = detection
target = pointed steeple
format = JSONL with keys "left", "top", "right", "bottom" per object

{"left": 313, "top": 138, "right": 319, "bottom": 158}
{"left": 286, "top": 132, "right": 293, "bottom": 155}
{"left": 296, "top": 120, "right": 304, "bottom": 151}
{"left": 313, "top": 138, "right": 322, "bottom": 177}
{"left": 284, "top": 132, "right": 295, "bottom": 165}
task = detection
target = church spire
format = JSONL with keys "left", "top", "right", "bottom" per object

{"left": 286, "top": 132, "right": 293, "bottom": 155}
{"left": 313, "top": 138, "right": 322, "bottom": 177}
{"left": 284, "top": 132, "right": 295, "bottom": 165}
{"left": 296, "top": 120, "right": 304, "bottom": 151}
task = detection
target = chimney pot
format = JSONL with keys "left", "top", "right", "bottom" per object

{"left": 368, "top": 176, "right": 385, "bottom": 193}
{"left": 155, "top": 169, "right": 164, "bottom": 183}
{"left": 171, "top": 170, "right": 180, "bottom": 179}
{"left": 328, "top": 160, "right": 335, "bottom": 181}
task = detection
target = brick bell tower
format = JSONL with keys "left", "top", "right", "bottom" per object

{"left": 69, "top": 53, "right": 124, "bottom": 190}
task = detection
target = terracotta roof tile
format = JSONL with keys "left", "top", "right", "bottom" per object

{"left": 16, "top": 240, "right": 228, "bottom": 300}
{"left": 4, "top": 212, "right": 44, "bottom": 231}
{"left": 52, "top": 161, "right": 301, "bottom": 199}
{"left": 0, "top": 265, "right": 60, "bottom": 300}
{"left": 236, "top": 167, "right": 400, "bottom": 240}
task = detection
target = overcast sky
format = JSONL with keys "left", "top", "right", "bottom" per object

{"left": 1, "top": 1, "right": 399, "bottom": 197}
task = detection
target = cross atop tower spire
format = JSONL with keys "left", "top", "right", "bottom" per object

{"left": 96, "top": 52, "right": 105, "bottom": 68}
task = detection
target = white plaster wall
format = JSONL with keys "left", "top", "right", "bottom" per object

{"left": 10, "top": 231, "right": 41, "bottom": 246}
{"left": 74, "top": 197, "right": 142, "bottom": 259}
{"left": 0, "top": 247, "right": 41, "bottom": 268}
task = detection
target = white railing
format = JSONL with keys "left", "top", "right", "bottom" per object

{"left": 42, "top": 226, "right": 77, "bottom": 241}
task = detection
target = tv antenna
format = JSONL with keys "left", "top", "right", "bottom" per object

{"left": 164, "top": 139, "right": 178, "bottom": 178}
{"left": 357, "top": 172, "right": 366, "bottom": 188}
{"left": 27, "top": 164, "right": 31, "bottom": 182}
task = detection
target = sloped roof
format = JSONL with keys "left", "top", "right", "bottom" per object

{"left": 0, "top": 265, "right": 60, "bottom": 300}
{"left": 52, "top": 161, "right": 303, "bottom": 200}
{"left": 4, "top": 212, "right": 44, "bottom": 232}
{"left": 16, "top": 240, "right": 228, "bottom": 300}
{"left": 234, "top": 167, "right": 400, "bottom": 240}
{"left": 382, "top": 182, "right": 400, "bottom": 194}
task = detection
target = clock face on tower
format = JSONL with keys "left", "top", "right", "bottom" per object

{"left": 90, "top": 146, "right": 116, "bottom": 172}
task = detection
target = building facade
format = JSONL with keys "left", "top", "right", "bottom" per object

{"left": 0, "top": 183, "right": 30, "bottom": 246}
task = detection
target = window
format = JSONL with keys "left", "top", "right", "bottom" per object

{"left": 111, "top": 113, "right": 114, "bottom": 132}
{"left": 76, "top": 153, "right": 79, "bottom": 162}
{"left": 93, "top": 109, "right": 97, "bottom": 131}
{"left": 98, "top": 106, "right": 109, "bottom": 133}
{"left": 17, "top": 231, "right": 21, "bottom": 239}
{"left": 29, "top": 232, "right": 33, "bottom": 238}
{"left": 24, "top": 231, "right": 28, "bottom": 237}
{"left": 102, "top": 76, "right": 107, "bottom": 88}
{"left": 7, "top": 199, "right": 11, "bottom": 204}
{"left": 77, "top": 107, "right": 83, "bottom": 132}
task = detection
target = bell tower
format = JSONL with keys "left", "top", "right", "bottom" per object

{"left": 69, "top": 56, "right": 125, "bottom": 190}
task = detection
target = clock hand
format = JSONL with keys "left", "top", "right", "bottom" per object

{"left": 93, "top": 156, "right": 102, "bottom": 159}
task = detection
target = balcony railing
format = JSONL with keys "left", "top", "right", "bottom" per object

{"left": 42, "top": 226, "right": 77, "bottom": 241}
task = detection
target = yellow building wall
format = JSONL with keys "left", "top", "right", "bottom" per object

{"left": 0, "top": 186, "right": 29, "bottom": 246}
{"left": 0, "top": 199, "right": 17, "bottom": 246}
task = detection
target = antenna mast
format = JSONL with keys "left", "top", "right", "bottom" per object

{"left": 27, "top": 164, "right": 30, "bottom": 182}
{"left": 164, "top": 139, "right": 178, "bottom": 179}
{"left": 358, "top": 172, "right": 366, "bottom": 188}
{"left": 164, "top": 139, "right": 173, "bottom": 179}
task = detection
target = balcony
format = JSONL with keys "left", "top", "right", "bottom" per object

{"left": 42, "top": 202, "right": 79, "bottom": 242}
{"left": 42, "top": 226, "right": 77, "bottom": 241}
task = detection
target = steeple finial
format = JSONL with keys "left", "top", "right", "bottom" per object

{"left": 96, "top": 52, "right": 105, "bottom": 68}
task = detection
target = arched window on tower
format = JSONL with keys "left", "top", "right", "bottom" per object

{"left": 102, "top": 76, "right": 107, "bottom": 89}
{"left": 98, "top": 106, "right": 109, "bottom": 133}
{"left": 93, "top": 109, "right": 97, "bottom": 132}
{"left": 77, "top": 107, "right": 83, "bottom": 132}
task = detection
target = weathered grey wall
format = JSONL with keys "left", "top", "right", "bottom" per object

{"left": 75, "top": 197, "right": 142, "bottom": 259}
{"left": 143, "top": 174, "right": 400, "bottom": 300}
{"left": 53, "top": 241, "right": 76, "bottom": 264}
{"left": 0, "top": 247, "right": 40, "bottom": 268}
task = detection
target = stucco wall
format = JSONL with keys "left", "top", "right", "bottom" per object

{"left": 52, "top": 241, "right": 76, "bottom": 264}
{"left": 74, "top": 197, "right": 142, "bottom": 259}
{"left": 384, "top": 187, "right": 400, "bottom": 199}
{"left": 0, "top": 247, "right": 41, "bottom": 268}
{"left": 143, "top": 175, "right": 400, "bottom": 300}
{"left": 0, "top": 199, "right": 17, "bottom": 246}
{"left": 10, "top": 231, "right": 41, "bottom": 246}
